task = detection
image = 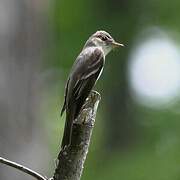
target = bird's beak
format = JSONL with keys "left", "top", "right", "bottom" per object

{"left": 112, "top": 41, "right": 124, "bottom": 48}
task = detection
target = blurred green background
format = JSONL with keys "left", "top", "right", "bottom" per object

{"left": 1, "top": 0, "right": 180, "bottom": 180}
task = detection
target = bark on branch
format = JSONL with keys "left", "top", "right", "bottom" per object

{"left": 0, "top": 91, "right": 100, "bottom": 180}
{"left": 53, "top": 90, "right": 101, "bottom": 180}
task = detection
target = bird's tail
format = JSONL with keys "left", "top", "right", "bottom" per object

{"left": 61, "top": 107, "right": 75, "bottom": 148}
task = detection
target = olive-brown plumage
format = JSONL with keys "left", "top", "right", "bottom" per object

{"left": 61, "top": 30, "right": 123, "bottom": 148}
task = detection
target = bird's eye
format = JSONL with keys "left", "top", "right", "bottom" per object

{"left": 101, "top": 36, "right": 107, "bottom": 41}
{"left": 97, "top": 35, "right": 107, "bottom": 41}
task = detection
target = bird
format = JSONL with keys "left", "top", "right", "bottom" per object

{"left": 60, "top": 30, "right": 124, "bottom": 148}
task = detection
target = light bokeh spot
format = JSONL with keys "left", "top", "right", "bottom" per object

{"left": 128, "top": 33, "right": 180, "bottom": 108}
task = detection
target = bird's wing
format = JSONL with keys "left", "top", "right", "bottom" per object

{"left": 73, "top": 48, "right": 104, "bottom": 99}
{"left": 60, "top": 78, "right": 69, "bottom": 116}
{"left": 61, "top": 48, "right": 104, "bottom": 115}
{"left": 61, "top": 48, "right": 104, "bottom": 147}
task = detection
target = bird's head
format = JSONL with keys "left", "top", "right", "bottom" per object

{"left": 84, "top": 30, "right": 124, "bottom": 55}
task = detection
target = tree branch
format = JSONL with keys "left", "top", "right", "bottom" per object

{"left": 53, "top": 90, "right": 101, "bottom": 180}
{"left": 0, "top": 91, "right": 100, "bottom": 180}
{"left": 0, "top": 157, "right": 47, "bottom": 180}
